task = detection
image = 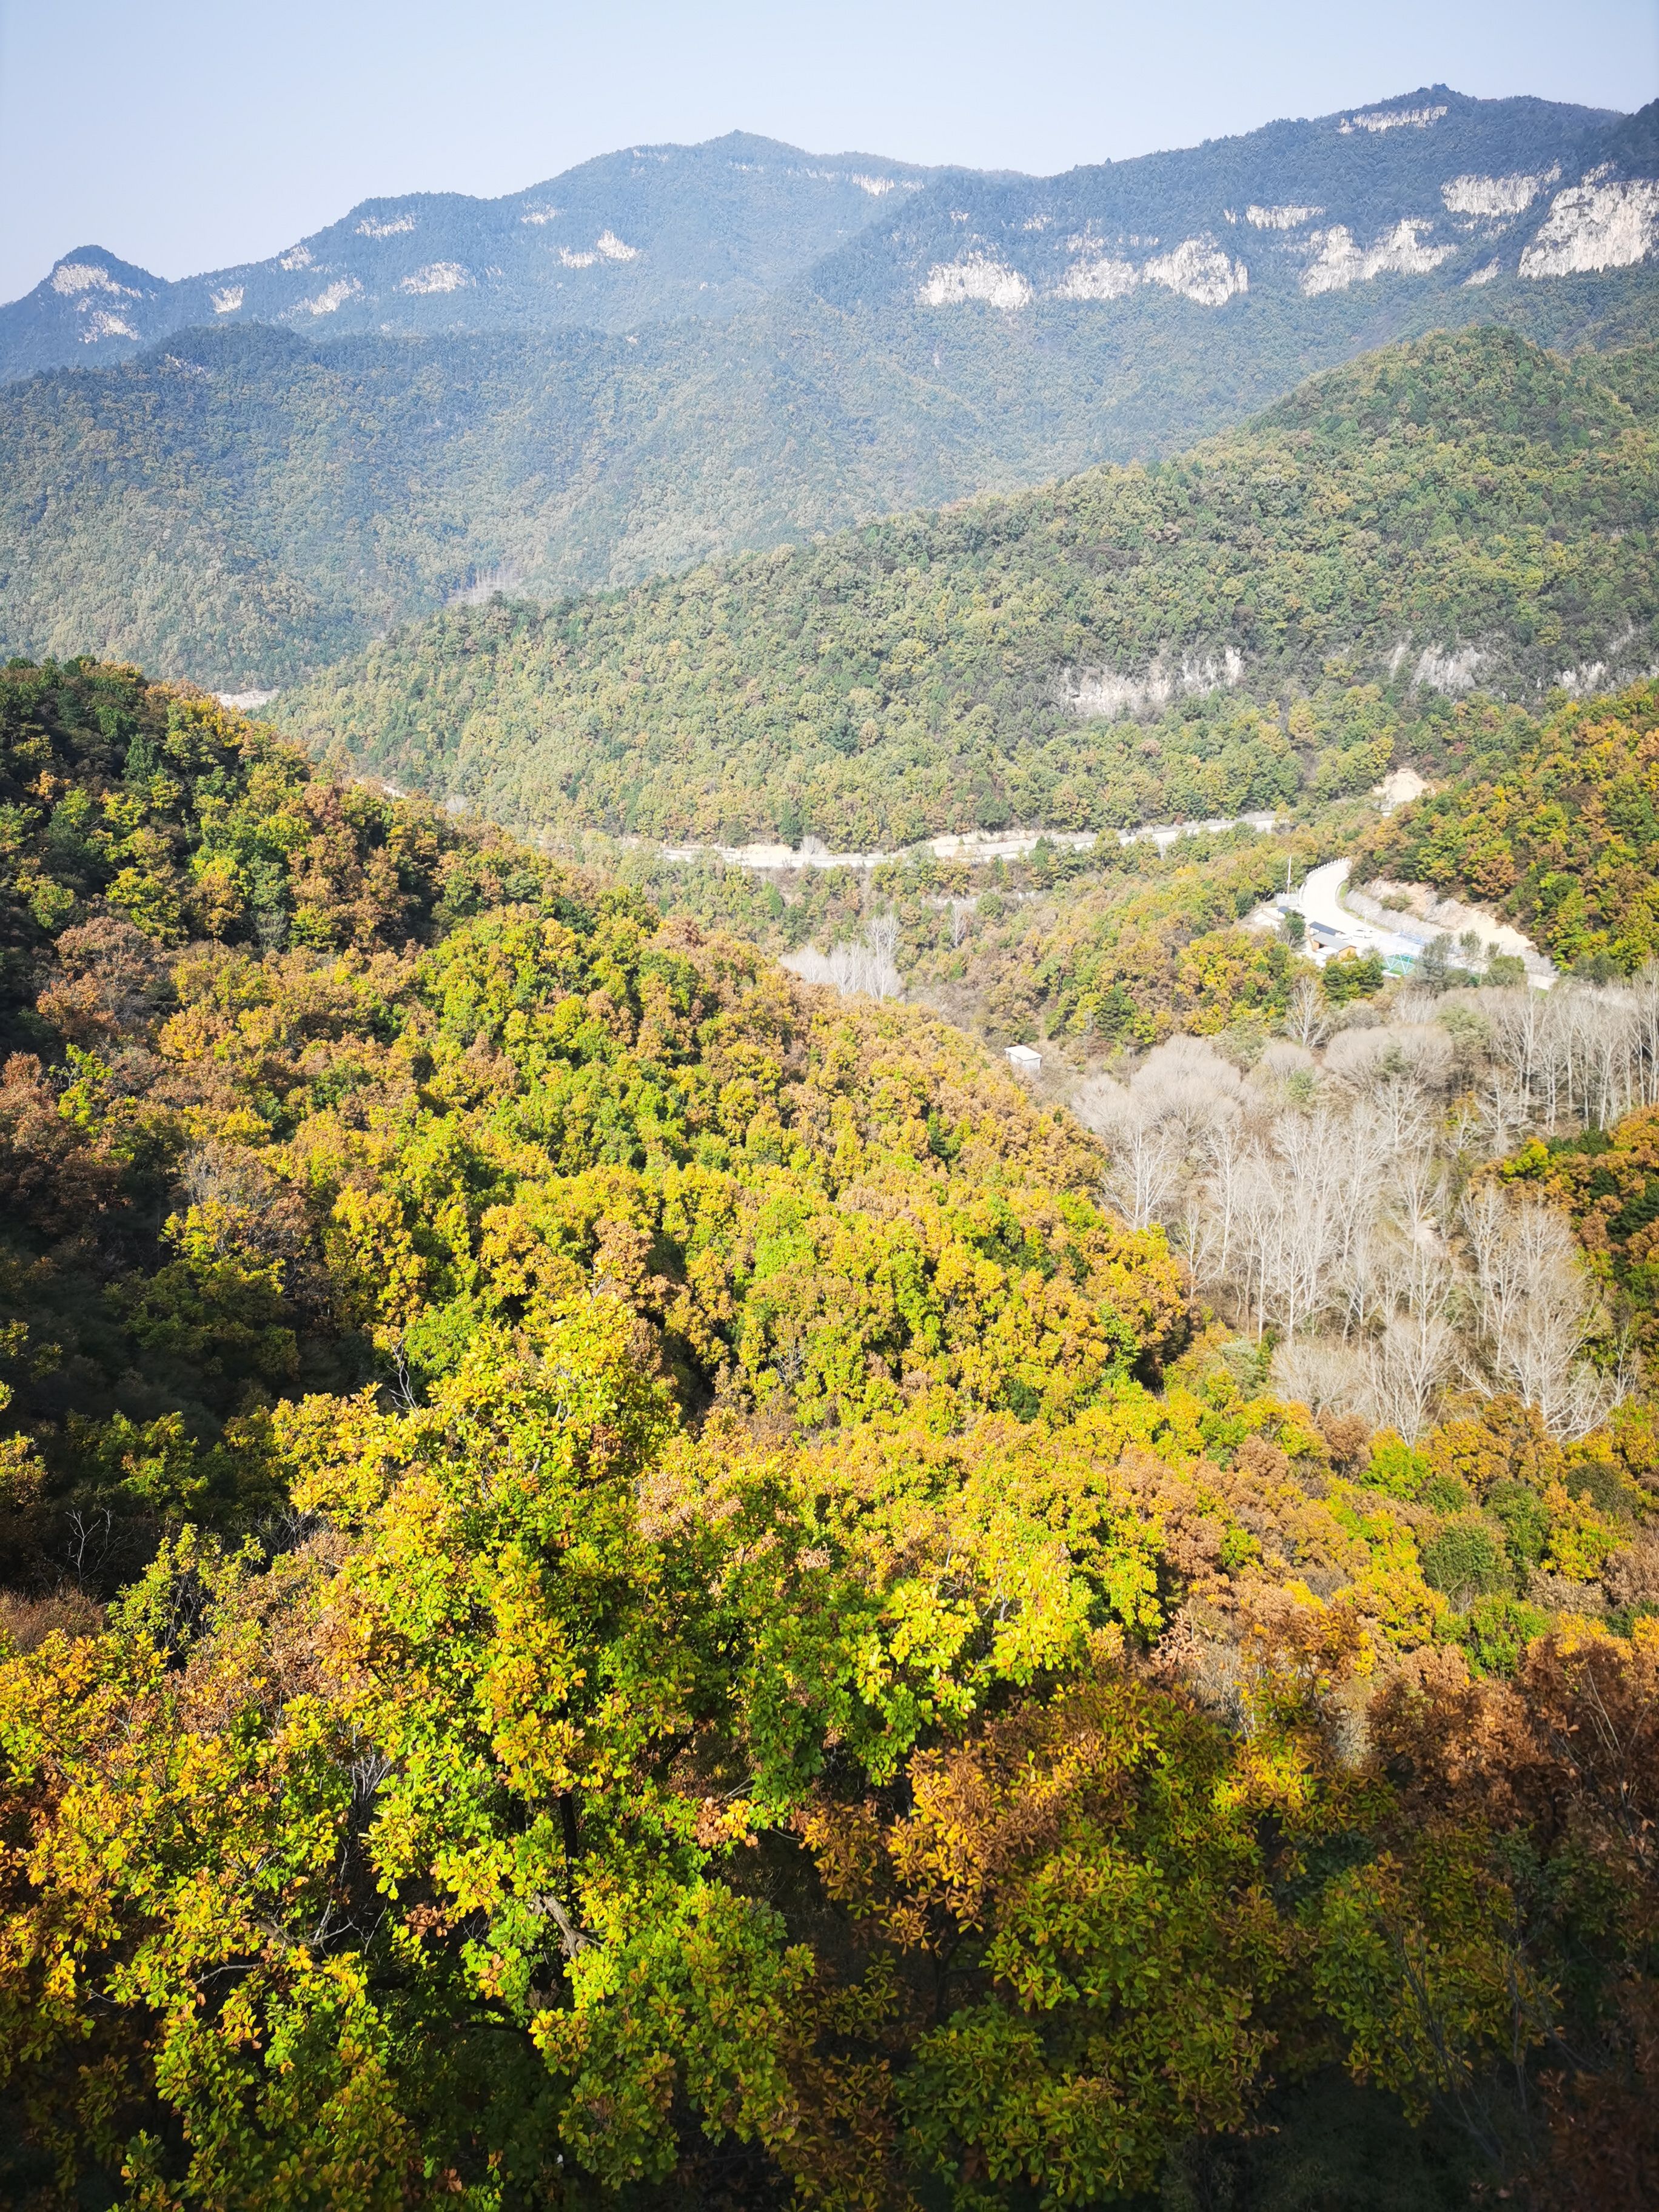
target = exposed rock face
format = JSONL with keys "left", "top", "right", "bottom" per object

{"left": 1061, "top": 649, "right": 1247, "bottom": 722}
{"left": 1054, "top": 253, "right": 1140, "bottom": 301}
{"left": 1442, "top": 167, "right": 1558, "bottom": 217}
{"left": 1142, "top": 238, "right": 1248, "bottom": 305}
{"left": 1520, "top": 178, "right": 1659, "bottom": 276}
{"left": 1341, "top": 102, "right": 1449, "bottom": 133}
{"left": 1300, "top": 220, "right": 1455, "bottom": 296}
{"left": 1413, "top": 645, "right": 1487, "bottom": 694}
{"left": 1042, "top": 237, "right": 1246, "bottom": 308}
{"left": 1245, "top": 204, "right": 1322, "bottom": 229}
{"left": 400, "top": 263, "right": 471, "bottom": 294}
{"left": 919, "top": 255, "right": 1033, "bottom": 311}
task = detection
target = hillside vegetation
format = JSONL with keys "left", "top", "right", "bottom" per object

{"left": 3, "top": 278, "right": 1655, "bottom": 689}
{"left": 0, "top": 134, "right": 934, "bottom": 381}
{"left": 856, "top": 681, "right": 1659, "bottom": 1060}
{"left": 0, "top": 309, "right": 1029, "bottom": 691}
{"left": 280, "top": 330, "right": 1659, "bottom": 850}
{"left": 2, "top": 660, "right": 1658, "bottom": 2208}
{"left": 1359, "top": 679, "right": 1659, "bottom": 973}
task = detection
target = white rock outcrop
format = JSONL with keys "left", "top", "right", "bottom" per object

{"left": 51, "top": 261, "right": 136, "bottom": 297}
{"left": 1372, "top": 766, "right": 1427, "bottom": 811}
{"left": 520, "top": 206, "right": 560, "bottom": 225}
{"left": 1557, "top": 662, "right": 1608, "bottom": 695}
{"left": 1464, "top": 262, "right": 1501, "bottom": 287}
{"left": 278, "top": 245, "right": 313, "bottom": 272}
{"left": 293, "top": 277, "right": 362, "bottom": 315}
{"left": 210, "top": 286, "right": 244, "bottom": 313}
{"left": 1244, "top": 204, "right": 1322, "bottom": 229}
{"left": 1301, "top": 219, "right": 1453, "bottom": 295}
{"left": 1339, "top": 104, "right": 1447, "bottom": 133}
{"left": 595, "top": 231, "right": 639, "bottom": 261}
{"left": 1520, "top": 179, "right": 1659, "bottom": 276}
{"left": 1062, "top": 647, "right": 1245, "bottom": 721}
{"left": 1053, "top": 254, "right": 1139, "bottom": 301}
{"left": 356, "top": 213, "right": 417, "bottom": 237}
{"left": 400, "top": 263, "right": 471, "bottom": 294}
{"left": 1142, "top": 237, "right": 1248, "bottom": 304}
{"left": 1555, "top": 629, "right": 1658, "bottom": 694}
{"left": 1441, "top": 169, "right": 1557, "bottom": 218}
{"left": 1053, "top": 238, "right": 1246, "bottom": 307}
{"left": 81, "top": 311, "right": 138, "bottom": 343}
{"left": 795, "top": 166, "right": 917, "bottom": 197}
{"left": 559, "top": 247, "right": 598, "bottom": 269}
{"left": 919, "top": 255, "right": 1033, "bottom": 311}
{"left": 1413, "top": 645, "right": 1484, "bottom": 694}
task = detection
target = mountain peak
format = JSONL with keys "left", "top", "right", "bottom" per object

{"left": 42, "top": 245, "right": 161, "bottom": 295}
{"left": 4, "top": 246, "right": 166, "bottom": 364}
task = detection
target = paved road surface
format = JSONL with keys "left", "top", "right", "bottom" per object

{"left": 1298, "top": 858, "right": 1422, "bottom": 964}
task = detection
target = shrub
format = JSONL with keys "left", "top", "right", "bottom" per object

{"left": 1455, "top": 1593, "right": 1550, "bottom": 1676}
{"left": 1421, "top": 1519, "right": 1513, "bottom": 1603}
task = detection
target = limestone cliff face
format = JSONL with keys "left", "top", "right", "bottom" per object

{"left": 1520, "top": 179, "right": 1659, "bottom": 277}
{"left": 819, "top": 87, "right": 1655, "bottom": 324}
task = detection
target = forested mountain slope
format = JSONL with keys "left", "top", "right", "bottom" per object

{"left": 1359, "top": 680, "right": 1659, "bottom": 973}
{"left": 12, "top": 273, "right": 1657, "bottom": 694}
{"left": 593, "top": 689, "right": 1659, "bottom": 1076}
{"left": 280, "top": 328, "right": 1659, "bottom": 850}
{"left": 819, "top": 84, "right": 1643, "bottom": 318}
{"left": 4, "top": 93, "right": 1657, "bottom": 686}
{"left": 3, "top": 657, "right": 1658, "bottom": 2210}
{"left": 0, "top": 660, "right": 1177, "bottom": 1533}
{"left": 0, "top": 310, "right": 1019, "bottom": 689}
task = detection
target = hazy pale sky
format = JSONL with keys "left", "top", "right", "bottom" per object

{"left": 1, "top": 0, "right": 1654, "bottom": 300}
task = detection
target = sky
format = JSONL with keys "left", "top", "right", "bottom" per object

{"left": 1, "top": 0, "right": 1654, "bottom": 301}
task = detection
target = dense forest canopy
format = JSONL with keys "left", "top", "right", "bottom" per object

{"left": 1, "top": 660, "right": 1657, "bottom": 2208}
{"left": 278, "top": 330, "right": 1659, "bottom": 851}
{"left": 1358, "top": 680, "right": 1659, "bottom": 973}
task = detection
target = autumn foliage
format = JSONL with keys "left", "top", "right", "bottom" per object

{"left": 0, "top": 663, "right": 1655, "bottom": 2208}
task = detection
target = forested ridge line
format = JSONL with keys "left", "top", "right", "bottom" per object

{"left": 1, "top": 656, "right": 1657, "bottom": 2207}
{"left": 276, "top": 327, "right": 1659, "bottom": 852}
{"left": 7, "top": 179, "right": 1657, "bottom": 693}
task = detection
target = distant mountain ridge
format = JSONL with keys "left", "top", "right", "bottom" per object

{"left": 1, "top": 133, "right": 934, "bottom": 383}
{"left": 3, "top": 90, "right": 1658, "bottom": 689}
{"left": 819, "top": 86, "right": 1646, "bottom": 318}
{"left": 6, "top": 91, "right": 1654, "bottom": 386}
{"left": 802, "top": 87, "right": 1659, "bottom": 521}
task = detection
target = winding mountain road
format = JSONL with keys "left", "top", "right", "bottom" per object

{"left": 1298, "top": 858, "right": 1422, "bottom": 964}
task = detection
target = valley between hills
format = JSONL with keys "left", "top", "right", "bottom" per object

{"left": 2, "top": 80, "right": 1659, "bottom": 2212}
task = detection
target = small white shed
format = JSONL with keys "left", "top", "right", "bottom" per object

{"left": 1004, "top": 1044, "right": 1042, "bottom": 1074}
